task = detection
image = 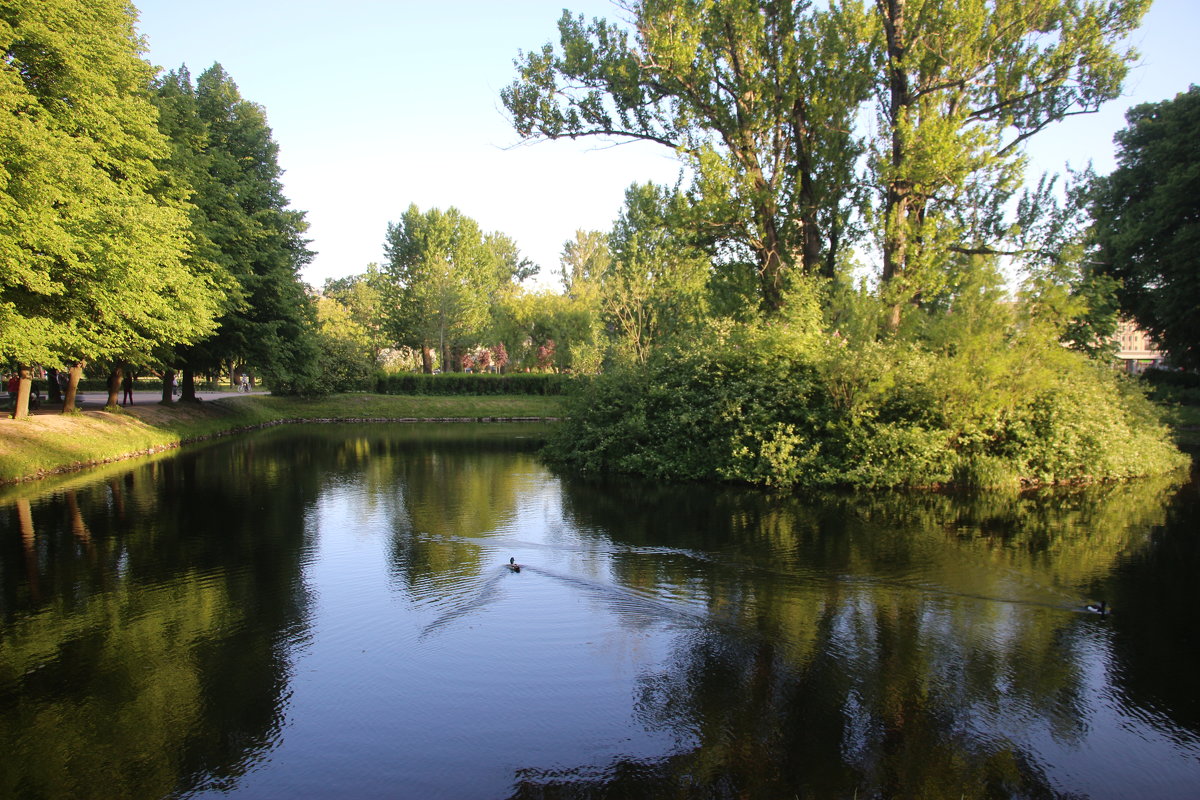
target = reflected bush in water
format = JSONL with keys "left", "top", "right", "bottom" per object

{"left": 1107, "top": 475, "right": 1200, "bottom": 735}
{"left": 545, "top": 472, "right": 1188, "bottom": 797}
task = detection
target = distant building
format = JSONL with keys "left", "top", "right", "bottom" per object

{"left": 1112, "top": 319, "right": 1165, "bottom": 374}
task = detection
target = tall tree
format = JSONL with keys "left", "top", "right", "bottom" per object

{"left": 314, "top": 293, "right": 375, "bottom": 390}
{"left": 382, "top": 205, "right": 514, "bottom": 373}
{"left": 152, "top": 63, "right": 317, "bottom": 396}
{"left": 0, "top": 0, "right": 224, "bottom": 416}
{"left": 323, "top": 265, "right": 391, "bottom": 364}
{"left": 870, "top": 0, "right": 1149, "bottom": 329}
{"left": 602, "top": 183, "right": 711, "bottom": 363}
{"left": 502, "top": 0, "right": 874, "bottom": 313}
{"left": 1091, "top": 86, "right": 1200, "bottom": 369}
{"left": 559, "top": 229, "right": 611, "bottom": 295}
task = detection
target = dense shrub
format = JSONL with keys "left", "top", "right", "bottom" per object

{"left": 375, "top": 372, "right": 572, "bottom": 396}
{"left": 544, "top": 317, "right": 1189, "bottom": 489}
{"left": 316, "top": 336, "right": 376, "bottom": 392}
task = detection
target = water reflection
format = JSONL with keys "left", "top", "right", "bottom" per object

{"left": 0, "top": 424, "right": 1196, "bottom": 799}
{"left": 0, "top": 436, "right": 319, "bottom": 798}
{"left": 537, "top": 475, "right": 1200, "bottom": 799}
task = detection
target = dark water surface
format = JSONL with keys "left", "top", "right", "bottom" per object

{"left": 1, "top": 423, "right": 1198, "bottom": 799}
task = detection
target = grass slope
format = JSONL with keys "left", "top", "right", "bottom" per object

{"left": 0, "top": 393, "right": 563, "bottom": 484}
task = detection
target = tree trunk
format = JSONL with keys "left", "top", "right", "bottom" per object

{"left": 181, "top": 366, "right": 198, "bottom": 402}
{"left": 792, "top": 96, "right": 827, "bottom": 280}
{"left": 756, "top": 220, "right": 786, "bottom": 315}
{"left": 421, "top": 346, "right": 434, "bottom": 374}
{"left": 880, "top": 0, "right": 910, "bottom": 333}
{"left": 11, "top": 365, "right": 33, "bottom": 419}
{"left": 161, "top": 369, "right": 176, "bottom": 404}
{"left": 17, "top": 497, "right": 39, "bottom": 601}
{"left": 62, "top": 361, "right": 84, "bottom": 413}
{"left": 106, "top": 364, "right": 122, "bottom": 408}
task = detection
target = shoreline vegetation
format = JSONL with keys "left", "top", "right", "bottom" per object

{"left": 0, "top": 394, "right": 564, "bottom": 486}
{"left": 1, "top": 382, "right": 1194, "bottom": 490}
{"left": 541, "top": 317, "right": 1195, "bottom": 491}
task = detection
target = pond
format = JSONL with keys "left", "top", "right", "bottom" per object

{"left": 1, "top": 423, "right": 1198, "bottom": 799}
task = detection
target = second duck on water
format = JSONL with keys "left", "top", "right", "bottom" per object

{"left": 507, "top": 557, "right": 520, "bottom": 573}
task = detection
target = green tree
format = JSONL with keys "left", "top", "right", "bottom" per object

{"left": 1091, "top": 86, "right": 1200, "bottom": 369}
{"left": 323, "top": 265, "right": 392, "bottom": 364}
{"left": 559, "top": 229, "right": 611, "bottom": 295}
{"left": 601, "top": 183, "right": 711, "bottom": 363}
{"left": 870, "top": 0, "right": 1149, "bottom": 329}
{"left": 0, "top": 0, "right": 225, "bottom": 416}
{"left": 153, "top": 63, "right": 318, "bottom": 396}
{"left": 382, "top": 205, "right": 515, "bottom": 373}
{"left": 314, "top": 294, "right": 375, "bottom": 390}
{"left": 503, "top": 0, "right": 873, "bottom": 313}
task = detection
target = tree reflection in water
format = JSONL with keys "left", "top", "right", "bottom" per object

{"left": 503, "top": 473, "right": 1195, "bottom": 799}
{"left": 1, "top": 424, "right": 1195, "bottom": 800}
{"left": 0, "top": 440, "right": 318, "bottom": 799}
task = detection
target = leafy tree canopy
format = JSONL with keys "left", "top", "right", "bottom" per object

{"left": 152, "top": 63, "right": 318, "bottom": 394}
{"left": 505, "top": 0, "right": 1149, "bottom": 328}
{"left": 0, "top": 0, "right": 223, "bottom": 370}
{"left": 1091, "top": 85, "right": 1200, "bottom": 369}
{"left": 503, "top": 0, "right": 874, "bottom": 312}
{"left": 382, "top": 205, "right": 530, "bottom": 372}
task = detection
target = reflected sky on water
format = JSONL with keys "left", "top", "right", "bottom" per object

{"left": 1, "top": 423, "right": 1197, "bottom": 799}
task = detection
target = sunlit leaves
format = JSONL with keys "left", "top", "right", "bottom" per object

{"left": 0, "top": 0, "right": 223, "bottom": 368}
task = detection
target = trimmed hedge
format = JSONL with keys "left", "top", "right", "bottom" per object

{"left": 375, "top": 372, "right": 572, "bottom": 396}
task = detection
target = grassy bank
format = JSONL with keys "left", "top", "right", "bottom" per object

{"left": 0, "top": 393, "right": 563, "bottom": 484}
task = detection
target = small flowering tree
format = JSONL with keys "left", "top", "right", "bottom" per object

{"left": 477, "top": 347, "right": 493, "bottom": 373}
{"left": 492, "top": 342, "right": 509, "bottom": 374}
{"left": 461, "top": 351, "right": 475, "bottom": 371}
{"left": 535, "top": 339, "right": 556, "bottom": 372}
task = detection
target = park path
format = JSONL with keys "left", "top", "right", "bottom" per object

{"left": 17, "top": 389, "right": 263, "bottom": 414}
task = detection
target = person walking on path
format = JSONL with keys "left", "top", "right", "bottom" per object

{"left": 121, "top": 372, "right": 134, "bottom": 406}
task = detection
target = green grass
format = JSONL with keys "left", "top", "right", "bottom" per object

{"left": 0, "top": 393, "right": 563, "bottom": 485}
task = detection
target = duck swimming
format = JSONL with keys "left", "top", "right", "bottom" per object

{"left": 1086, "top": 601, "right": 1108, "bottom": 616}
{"left": 507, "top": 557, "right": 521, "bottom": 573}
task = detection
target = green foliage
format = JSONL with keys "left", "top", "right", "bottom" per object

{"left": 546, "top": 301, "right": 1188, "bottom": 489}
{"left": 870, "top": 0, "right": 1149, "bottom": 328}
{"left": 507, "top": 1, "right": 1147, "bottom": 326}
{"left": 1091, "top": 85, "right": 1200, "bottom": 369}
{"left": 1141, "top": 368, "right": 1200, "bottom": 393}
{"left": 0, "top": 1, "right": 224, "bottom": 369}
{"left": 1132, "top": 369, "right": 1200, "bottom": 419}
{"left": 490, "top": 289, "right": 593, "bottom": 375}
{"left": 559, "top": 229, "right": 610, "bottom": 294}
{"left": 382, "top": 205, "right": 524, "bottom": 373}
{"left": 375, "top": 373, "right": 571, "bottom": 397}
{"left": 313, "top": 295, "right": 375, "bottom": 392}
{"left": 601, "top": 183, "right": 712, "bottom": 363}
{"left": 152, "top": 63, "right": 319, "bottom": 395}
{"left": 503, "top": 0, "right": 873, "bottom": 311}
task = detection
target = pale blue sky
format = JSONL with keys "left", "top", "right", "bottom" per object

{"left": 132, "top": 0, "right": 1199, "bottom": 289}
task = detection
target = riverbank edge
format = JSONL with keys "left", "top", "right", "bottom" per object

{"left": 2, "top": 393, "right": 1193, "bottom": 488}
{"left": 0, "top": 394, "right": 564, "bottom": 485}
